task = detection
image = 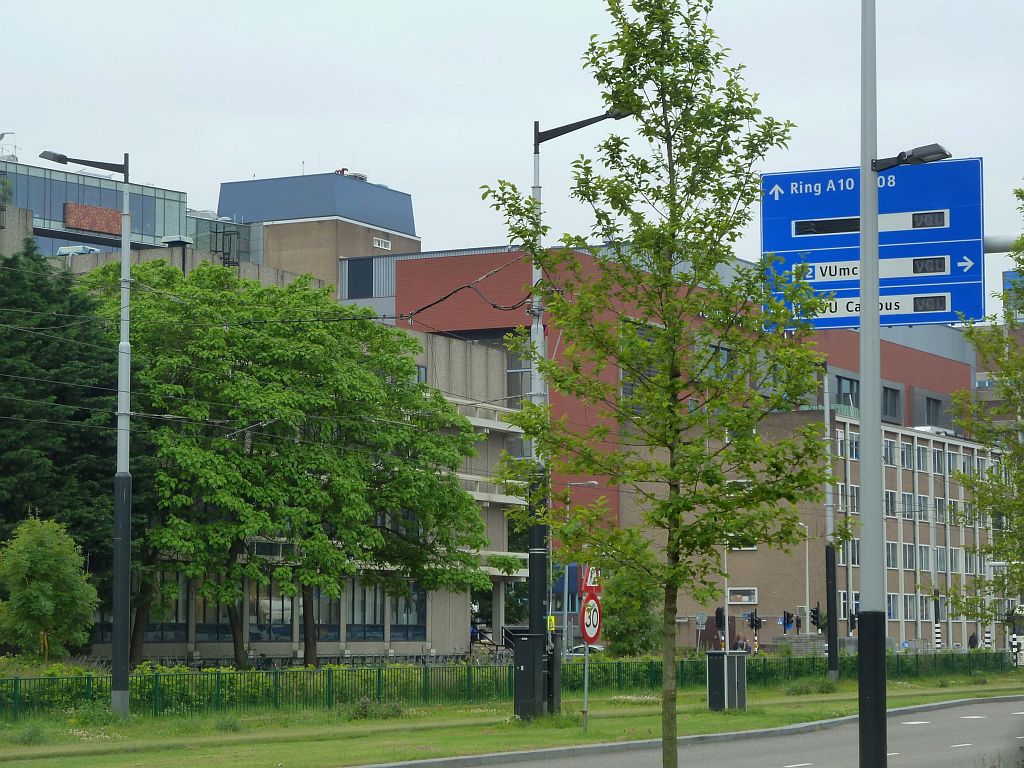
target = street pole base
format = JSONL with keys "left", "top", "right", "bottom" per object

{"left": 111, "top": 690, "right": 129, "bottom": 718}
{"left": 829, "top": 669, "right": 839, "bottom": 683}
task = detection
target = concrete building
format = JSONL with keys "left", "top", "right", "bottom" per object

{"left": 341, "top": 244, "right": 1009, "bottom": 652}
{"left": 1, "top": 158, "right": 421, "bottom": 295}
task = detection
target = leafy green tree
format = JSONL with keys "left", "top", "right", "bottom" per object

{"left": 0, "top": 240, "right": 116, "bottom": 601}
{"left": 84, "top": 260, "right": 488, "bottom": 667}
{"left": 485, "top": 1, "right": 826, "bottom": 762}
{"left": 601, "top": 569, "right": 661, "bottom": 657}
{"left": 950, "top": 189, "right": 1024, "bottom": 623}
{"left": 0, "top": 517, "right": 99, "bottom": 660}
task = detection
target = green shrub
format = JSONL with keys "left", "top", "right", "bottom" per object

{"left": 816, "top": 679, "right": 837, "bottom": 694}
{"left": 66, "top": 701, "right": 118, "bottom": 726}
{"left": 971, "top": 676, "right": 988, "bottom": 686}
{"left": 214, "top": 715, "right": 242, "bottom": 732}
{"left": 784, "top": 680, "right": 814, "bottom": 696}
{"left": 937, "top": 679, "right": 950, "bottom": 688}
{"left": 344, "top": 697, "right": 404, "bottom": 721}
{"left": 8, "top": 723, "right": 45, "bottom": 745}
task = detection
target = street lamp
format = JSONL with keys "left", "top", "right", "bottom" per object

{"left": 559, "top": 480, "right": 598, "bottom": 657}
{"left": 797, "top": 522, "right": 810, "bottom": 635}
{"left": 520, "top": 109, "right": 628, "bottom": 721}
{"left": 858, "top": 4, "right": 951, "bottom": 763}
{"left": 40, "top": 149, "right": 131, "bottom": 718}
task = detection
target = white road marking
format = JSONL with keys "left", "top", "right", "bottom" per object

{"left": 950, "top": 743, "right": 972, "bottom": 748}
{"left": 783, "top": 764, "right": 813, "bottom": 768}
{"left": 901, "top": 720, "right": 931, "bottom": 725}
{"left": 886, "top": 753, "right": 899, "bottom": 757}
{"left": 1016, "top": 736, "right": 1024, "bottom": 740}
{"left": 1013, "top": 712, "right": 1024, "bottom": 715}
{"left": 960, "top": 715, "right": 986, "bottom": 719}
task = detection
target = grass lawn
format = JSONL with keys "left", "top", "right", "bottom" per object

{"left": 0, "top": 672, "right": 1021, "bottom": 768}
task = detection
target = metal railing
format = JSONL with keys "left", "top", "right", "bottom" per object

{"left": 0, "top": 651, "right": 1011, "bottom": 721}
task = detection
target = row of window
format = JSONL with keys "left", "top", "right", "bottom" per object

{"left": 838, "top": 591, "right": 950, "bottom": 622}
{"left": 835, "top": 377, "right": 944, "bottom": 427}
{"left": 836, "top": 431, "right": 996, "bottom": 479}
{"left": 837, "top": 485, "right": 989, "bottom": 528}
{"left": 96, "top": 578, "right": 426, "bottom": 644}
{"left": 837, "top": 538, "right": 986, "bottom": 575}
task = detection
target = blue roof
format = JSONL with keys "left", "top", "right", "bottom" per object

{"left": 217, "top": 172, "right": 416, "bottom": 237}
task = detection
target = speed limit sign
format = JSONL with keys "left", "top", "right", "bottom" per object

{"left": 581, "top": 594, "right": 602, "bottom": 644}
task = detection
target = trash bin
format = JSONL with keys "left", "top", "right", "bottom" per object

{"left": 706, "top": 650, "right": 747, "bottom": 711}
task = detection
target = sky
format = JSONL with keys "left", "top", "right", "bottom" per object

{"left": 4, "top": 1, "right": 1022, "bottom": 310}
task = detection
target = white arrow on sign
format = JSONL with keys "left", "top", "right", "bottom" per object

{"left": 768, "top": 184, "right": 784, "bottom": 201}
{"left": 958, "top": 256, "right": 974, "bottom": 272}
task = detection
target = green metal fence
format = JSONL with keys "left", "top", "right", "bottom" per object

{"left": 0, "top": 652, "right": 1012, "bottom": 721}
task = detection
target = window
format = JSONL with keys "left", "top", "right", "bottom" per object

{"left": 885, "top": 491, "right": 897, "bottom": 518}
{"left": 882, "top": 386, "right": 901, "bottom": 421}
{"left": 837, "top": 485, "right": 848, "bottom": 514}
{"left": 196, "top": 576, "right": 232, "bottom": 643}
{"left": 935, "top": 547, "right": 948, "bottom": 572}
{"left": 850, "top": 485, "right": 860, "bottom": 514}
{"left": 966, "top": 550, "right": 977, "bottom": 575}
{"left": 849, "top": 432, "right": 860, "bottom": 460}
{"left": 415, "top": 365, "right": 428, "bottom": 384}
{"left": 835, "top": 429, "right": 845, "bottom": 457}
{"left": 918, "top": 545, "right": 930, "bottom": 572}
{"left": 901, "top": 492, "right": 915, "bottom": 520}
{"left": 886, "top": 541, "right": 898, "bottom": 569}
{"left": 887, "top": 593, "right": 899, "bottom": 620}
{"left": 917, "top": 446, "right": 928, "bottom": 471}
{"left": 372, "top": 236, "right": 392, "bottom": 250}
{"left": 249, "top": 578, "right": 294, "bottom": 642}
{"left": 948, "top": 451, "right": 957, "bottom": 474}
{"left": 839, "top": 591, "right": 849, "bottom": 620}
{"left": 949, "top": 547, "right": 960, "bottom": 573}
{"left": 728, "top": 587, "right": 759, "bottom": 604}
{"left": 851, "top": 538, "right": 860, "bottom": 567}
{"left": 926, "top": 397, "right": 942, "bottom": 426}
{"left": 903, "top": 543, "right": 916, "bottom": 570}
{"left": 904, "top": 594, "right": 918, "bottom": 621}
{"left": 901, "top": 443, "right": 913, "bottom": 469}
{"left": 836, "top": 376, "right": 860, "bottom": 408}
{"left": 884, "top": 439, "right": 896, "bottom": 466}
{"left": 391, "top": 583, "right": 427, "bottom": 641}
{"left": 506, "top": 352, "right": 531, "bottom": 409}
{"left": 933, "top": 448, "right": 944, "bottom": 474}
{"left": 299, "top": 588, "right": 341, "bottom": 642}
{"left": 837, "top": 541, "right": 847, "bottom": 566}
{"left": 144, "top": 571, "right": 187, "bottom": 643}
{"left": 962, "top": 453, "right": 973, "bottom": 474}
{"left": 347, "top": 257, "right": 374, "bottom": 300}
{"left": 853, "top": 591, "right": 860, "bottom": 614}
{"left": 920, "top": 595, "right": 932, "bottom": 622}
{"left": 917, "top": 495, "right": 930, "bottom": 522}
{"left": 934, "top": 498, "right": 946, "bottom": 524}
{"left": 948, "top": 499, "right": 959, "bottom": 525}
{"left": 348, "top": 579, "right": 385, "bottom": 641}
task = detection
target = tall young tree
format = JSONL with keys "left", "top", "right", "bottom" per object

{"left": 485, "top": 1, "right": 827, "bottom": 762}
{"left": 0, "top": 517, "right": 99, "bottom": 661}
{"left": 950, "top": 189, "right": 1024, "bottom": 623}
{"left": 0, "top": 241, "right": 116, "bottom": 600}
{"left": 85, "top": 261, "right": 488, "bottom": 667}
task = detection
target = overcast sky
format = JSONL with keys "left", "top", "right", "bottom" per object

{"left": 5, "top": 1, "right": 1021, "bottom": 309}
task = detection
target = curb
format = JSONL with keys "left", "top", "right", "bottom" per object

{"left": 354, "top": 694, "right": 1024, "bottom": 768}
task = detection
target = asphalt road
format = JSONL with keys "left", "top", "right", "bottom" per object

{"left": 362, "top": 698, "right": 1024, "bottom": 768}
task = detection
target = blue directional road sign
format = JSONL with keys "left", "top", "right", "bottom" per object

{"left": 762, "top": 158, "right": 984, "bottom": 329}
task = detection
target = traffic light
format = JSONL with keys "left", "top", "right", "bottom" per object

{"left": 810, "top": 602, "right": 821, "bottom": 629}
{"left": 754, "top": 614, "right": 763, "bottom": 631}
{"left": 748, "top": 610, "right": 757, "bottom": 630}
{"left": 849, "top": 611, "right": 858, "bottom": 631}
{"left": 715, "top": 606, "right": 725, "bottom": 630}
{"left": 783, "top": 610, "right": 794, "bottom": 633}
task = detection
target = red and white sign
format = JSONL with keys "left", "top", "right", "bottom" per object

{"left": 579, "top": 564, "right": 602, "bottom": 595}
{"left": 580, "top": 594, "right": 602, "bottom": 644}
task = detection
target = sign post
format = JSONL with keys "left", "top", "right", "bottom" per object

{"left": 762, "top": 158, "right": 984, "bottom": 328}
{"left": 580, "top": 593, "right": 602, "bottom": 733}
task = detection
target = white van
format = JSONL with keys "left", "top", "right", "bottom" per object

{"left": 56, "top": 245, "right": 101, "bottom": 256}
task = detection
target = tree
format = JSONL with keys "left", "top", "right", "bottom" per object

{"left": 0, "top": 517, "right": 99, "bottom": 660}
{"left": 84, "top": 260, "right": 489, "bottom": 667}
{"left": 0, "top": 240, "right": 116, "bottom": 602}
{"left": 485, "top": 1, "right": 827, "bottom": 763}
{"left": 950, "top": 189, "right": 1024, "bottom": 623}
{"left": 601, "top": 568, "right": 661, "bottom": 657}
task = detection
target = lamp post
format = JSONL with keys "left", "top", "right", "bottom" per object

{"left": 522, "top": 109, "right": 628, "bottom": 719}
{"left": 40, "top": 149, "right": 131, "bottom": 717}
{"left": 797, "top": 522, "right": 810, "bottom": 634}
{"left": 560, "top": 480, "right": 598, "bottom": 657}
{"left": 858, "top": 4, "right": 951, "bottom": 763}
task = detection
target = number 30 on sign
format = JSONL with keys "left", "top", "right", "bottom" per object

{"left": 581, "top": 594, "right": 602, "bottom": 644}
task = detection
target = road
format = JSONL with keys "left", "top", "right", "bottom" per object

{"left": 368, "top": 698, "right": 1024, "bottom": 768}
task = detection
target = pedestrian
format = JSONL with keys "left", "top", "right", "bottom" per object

{"left": 968, "top": 631, "right": 978, "bottom": 649}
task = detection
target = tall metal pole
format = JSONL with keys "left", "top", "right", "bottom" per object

{"left": 823, "top": 365, "right": 839, "bottom": 678}
{"left": 112, "top": 153, "right": 132, "bottom": 717}
{"left": 858, "top": 2, "right": 887, "bottom": 765}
